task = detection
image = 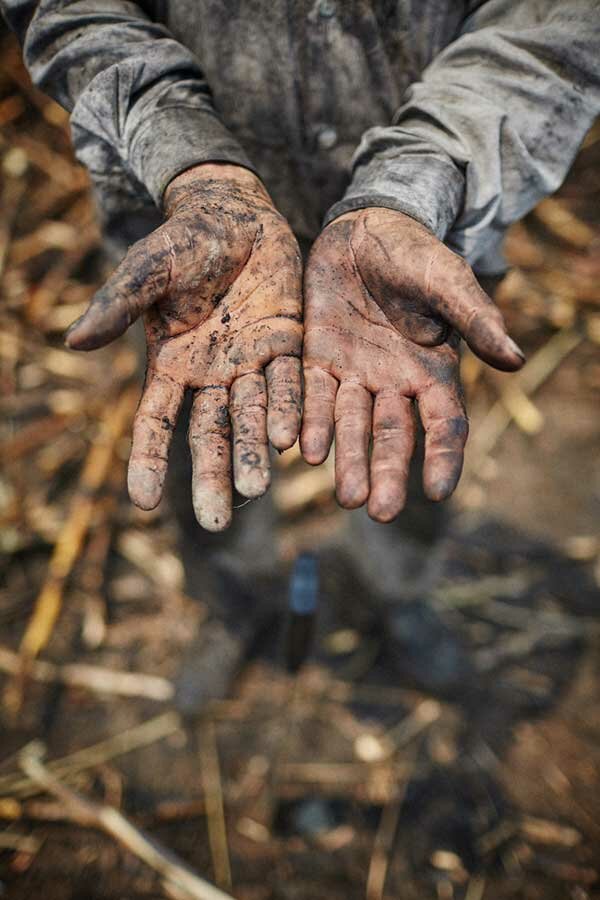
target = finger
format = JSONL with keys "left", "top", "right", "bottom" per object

{"left": 265, "top": 356, "right": 302, "bottom": 451}
{"left": 334, "top": 381, "right": 372, "bottom": 509}
{"left": 431, "top": 256, "right": 525, "bottom": 372}
{"left": 367, "top": 393, "right": 416, "bottom": 523}
{"left": 65, "top": 230, "right": 170, "bottom": 351}
{"left": 230, "top": 372, "right": 270, "bottom": 499}
{"left": 300, "top": 367, "right": 338, "bottom": 465}
{"left": 189, "top": 386, "right": 232, "bottom": 532}
{"left": 418, "top": 382, "right": 469, "bottom": 502}
{"left": 128, "top": 372, "right": 184, "bottom": 510}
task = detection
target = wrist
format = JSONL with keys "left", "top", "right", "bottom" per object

{"left": 164, "top": 163, "right": 270, "bottom": 214}
{"left": 325, "top": 209, "right": 362, "bottom": 227}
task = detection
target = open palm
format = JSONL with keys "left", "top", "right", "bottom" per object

{"left": 301, "top": 209, "right": 524, "bottom": 522}
{"left": 66, "top": 165, "right": 303, "bottom": 531}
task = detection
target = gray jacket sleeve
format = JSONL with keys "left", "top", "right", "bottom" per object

{"left": 0, "top": 1, "right": 255, "bottom": 208}
{"left": 326, "top": 0, "right": 600, "bottom": 273}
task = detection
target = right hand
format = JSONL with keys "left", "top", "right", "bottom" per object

{"left": 65, "top": 164, "right": 303, "bottom": 532}
{"left": 302, "top": 208, "right": 524, "bottom": 522}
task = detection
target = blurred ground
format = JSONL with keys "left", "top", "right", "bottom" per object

{"left": 1, "top": 31, "right": 600, "bottom": 900}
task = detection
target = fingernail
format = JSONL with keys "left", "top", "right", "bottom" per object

{"left": 64, "top": 320, "right": 81, "bottom": 348}
{"left": 507, "top": 337, "right": 526, "bottom": 362}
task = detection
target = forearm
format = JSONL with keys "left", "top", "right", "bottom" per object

{"left": 0, "top": 0, "right": 254, "bottom": 206}
{"left": 327, "top": 0, "right": 600, "bottom": 270}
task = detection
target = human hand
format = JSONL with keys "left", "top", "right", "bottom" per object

{"left": 301, "top": 208, "right": 524, "bottom": 522}
{"left": 65, "top": 164, "right": 302, "bottom": 531}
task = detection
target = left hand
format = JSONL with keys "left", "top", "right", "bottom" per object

{"left": 65, "top": 163, "right": 303, "bottom": 532}
{"left": 301, "top": 208, "right": 525, "bottom": 522}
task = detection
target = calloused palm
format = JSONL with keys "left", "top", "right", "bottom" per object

{"left": 66, "top": 165, "right": 303, "bottom": 531}
{"left": 301, "top": 208, "right": 524, "bottom": 522}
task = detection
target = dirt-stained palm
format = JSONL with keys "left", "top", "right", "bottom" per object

{"left": 65, "top": 164, "right": 303, "bottom": 532}
{"left": 301, "top": 208, "right": 525, "bottom": 523}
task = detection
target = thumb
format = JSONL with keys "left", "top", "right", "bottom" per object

{"left": 430, "top": 254, "right": 525, "bottom": 372}
{"left": 65, "top": 231, "right": 170, "bottom": 351}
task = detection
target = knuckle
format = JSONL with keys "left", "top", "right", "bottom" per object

{"left": 442, "top": 416, "right": 469, "bottom": 444}
{"left": 127, "top": 235, "right": 151, "bottom": 259}
{"left": 449, "top": 251, "right": 472, "bottom": 277}
{"left": 374, "top": 415, "right": 403, "bottom": 433}
{"left": 232, "top": 398, "right": 267, "bottom": 417}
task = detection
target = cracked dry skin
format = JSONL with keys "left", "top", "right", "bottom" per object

{"left": 65, "top": 164, "right": 303, "bottom": 532}
{"left": 301, "top": 208, "right": 525, "bottom": 523}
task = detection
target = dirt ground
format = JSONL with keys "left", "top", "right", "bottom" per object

{"left": 1, "top": 30, "right": 600, "bottom": 900}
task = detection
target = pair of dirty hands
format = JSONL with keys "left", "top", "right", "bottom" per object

{"left": 66, "top": 164, "right": 524, "bottom": 532}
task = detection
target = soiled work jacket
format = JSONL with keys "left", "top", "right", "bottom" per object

{"left": 2, "top": 1, "right": 600, "bottom": 271}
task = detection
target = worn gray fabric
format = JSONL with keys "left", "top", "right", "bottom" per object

{"left": 2, "top": 1, "right": 600, "bottom": 272}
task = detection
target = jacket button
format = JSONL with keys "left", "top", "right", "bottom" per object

{"left": 318, "top": 0, "right": 336, "bottom": 17}
{"left": 317, "top": 126, "right": 338, "bottom": 150}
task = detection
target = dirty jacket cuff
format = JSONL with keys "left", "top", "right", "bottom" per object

{"left": 324, "top": 152, "right": 465, "bottom": 240}
{"left": 128, "top": 106, "right": 258, "bottom": 208}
